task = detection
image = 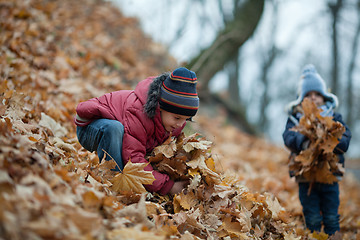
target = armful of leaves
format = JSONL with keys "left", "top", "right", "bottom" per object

{"left": 289, "top": 98, "right": 345, "bottom": 183}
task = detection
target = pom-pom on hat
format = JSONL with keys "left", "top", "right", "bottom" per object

{"left": 159, "top": 67, "right": 199, "bottom": 117}
{"left": 286, "top": 64, "right": 338, "bottom": 114}
{"left": 298, "top": 64, "right": 336, "bottom": 103}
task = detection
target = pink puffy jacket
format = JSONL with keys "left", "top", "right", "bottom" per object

{"left": 75, "top": 77, "right": 184, "bottom": 194}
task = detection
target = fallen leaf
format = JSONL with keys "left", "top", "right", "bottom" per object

{"left": 39, "top": 112, "right": 68, "bottom": 138}
{"left": 111, "top": 160, "right": 155, "bottom": 193}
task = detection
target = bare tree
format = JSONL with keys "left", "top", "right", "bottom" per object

{"left": 346, "top": 0, "right": 360, "bottom": 127}
{"left": 218, "top": 0, "right": 242, "bottom": 105}
{"left": 186, "top": 0, "right": 264, "bottom": 135}
{"left": 187, "top": 0, "right": 264, "bottom": 98}
{"left": 227, "top": 53, "right": 241, "bottom": 105}
{"left": 328, "top": 0, "right": 343, "bottom": 96}
{"left": 258, "top": 0, "right": 280, "bottom": 132}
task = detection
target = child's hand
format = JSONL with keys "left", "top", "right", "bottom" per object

{"left": 169, "top": 180, "right": 189, "bottom": 195}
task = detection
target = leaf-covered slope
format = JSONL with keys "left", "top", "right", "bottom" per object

{"left": 1, "top": 0, "right": 360, "bottom": 239}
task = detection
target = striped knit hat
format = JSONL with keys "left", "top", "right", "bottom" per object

{"left": 159, "top": 67, "right": 199, "bottom": 116}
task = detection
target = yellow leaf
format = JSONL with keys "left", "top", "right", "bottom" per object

{"left": 82, "top": 191, "right": 101, "bottom": 209}
{"left": 173, "top": 190, "right": 198, "bottom": 211}
{"left": 309, "top": 231, "right": 328, "bottom": 240}
{"left": 110, "top": 160, "right": 155, "bottom": 193}
{"left": 188, "top": 168, "right": 200, "bottom": 177}
{"left": 28, "top": 136, "right": 38, "bottom": 142}
{"left": 205, "top": 157, "right": 216, "bottom": 171}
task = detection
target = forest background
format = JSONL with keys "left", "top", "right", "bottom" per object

{"left": 114, "top": 0, "right": 360, "bottom": 161}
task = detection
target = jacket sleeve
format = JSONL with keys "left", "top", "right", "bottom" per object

{"left": 122, "top": 107, "right": 174, "bottom": 195}
{"left": 282, "top": 117, "right": 307, "bottom": 154}
{"left": 75, "top": 93, "right": 116, "bottom": 126}
{"left": 333, "top": 113, "right": 352, "bottom": 154}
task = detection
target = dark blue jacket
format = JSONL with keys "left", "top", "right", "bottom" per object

{"left": 283, "top": 111, "right": 351, "bottom": 175}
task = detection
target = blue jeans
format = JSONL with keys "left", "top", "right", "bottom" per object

{"left": 298, "top": 182, "right": 340, "bottom": 235}
{"left": 76, "top": 119, "right": 124, "bottom": 171}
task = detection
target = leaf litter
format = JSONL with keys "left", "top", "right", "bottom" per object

{"left": 1, "top": 0, "right": 360, "bottom": 239}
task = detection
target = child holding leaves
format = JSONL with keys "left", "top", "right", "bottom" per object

{"left": 282, "top": 64, "right": 351, "bottom": 235}
{"left": 75, "top": 67, "right": 199, "bottom": 195}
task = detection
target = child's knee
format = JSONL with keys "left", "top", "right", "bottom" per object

{"left": 102, "top": 121, "right": 124, "bottom": 136}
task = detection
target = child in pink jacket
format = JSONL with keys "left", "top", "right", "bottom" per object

{"left": 75, "top": 67, "right": 199, "bottom": 195}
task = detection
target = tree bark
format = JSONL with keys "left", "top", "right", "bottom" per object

{"left": 258, "top": 0, "right": 279, "bottom": 132}
{"left": 186, "top": 0, "right": 264, "bottom": 135}
{"left": 228, "top": 52, "right": 240, "bottom": 105}
{"left": 187, "top": 0, "right": 265, "bottom": 98}
{"left": 259, "top": 45, "right": 277, "bottom": 132}
{"left": 345, "top": 0, "right": 360, "bottom": 127}
{"left": 328, "top": 0, "right": 343, "bottom": 96}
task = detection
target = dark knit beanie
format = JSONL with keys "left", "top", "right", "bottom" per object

{"left": 159, "top": 67, "right": 199, "bottom": 116}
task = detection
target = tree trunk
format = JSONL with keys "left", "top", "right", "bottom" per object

{"left": 346, "top": 0, "right": 360, "bottom": 127}
{"left": 259, "top": 46, "right": 277, "bottom": 132}
{"left": 186, "top": 0, "right": 264, "bottom": 135}
{"left": 187, "top": 0, "right": 265, "bottom": 98}
{"left": 328, "top": 0, "right": 343, "bottom": 96}
{"left": 258, "top": 0, "right": 279, "bottom": 132}
{"left": 228, "top": 52, "right": 240, "bottom": 105}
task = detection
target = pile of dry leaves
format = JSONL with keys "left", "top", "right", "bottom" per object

{"left": 1, "top": 0, "right": 360, "bottom": 239}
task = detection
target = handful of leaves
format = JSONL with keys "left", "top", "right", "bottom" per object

{"left": 290, "top": 98, "right": 346, "bottom": 183}
{"left": 148, "top": 132, "right": 217, "bottom": 183}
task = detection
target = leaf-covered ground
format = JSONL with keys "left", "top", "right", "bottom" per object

{"left": 1, "top": 0, "right": 360, "bottom": 239}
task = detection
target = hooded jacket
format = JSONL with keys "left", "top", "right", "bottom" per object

{"left": 75, "top": 74, "right": 184, "bottom": 194}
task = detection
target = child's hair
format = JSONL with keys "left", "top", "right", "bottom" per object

{"left": 144, "top": 72, "right": 169, "bottom": 118}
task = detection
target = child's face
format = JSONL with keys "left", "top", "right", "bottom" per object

{"left": 304, "top": 91, "right": 325, "bottom": 106}
{"left": 160, "top": 110, "right": 190, "bottom": 133}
